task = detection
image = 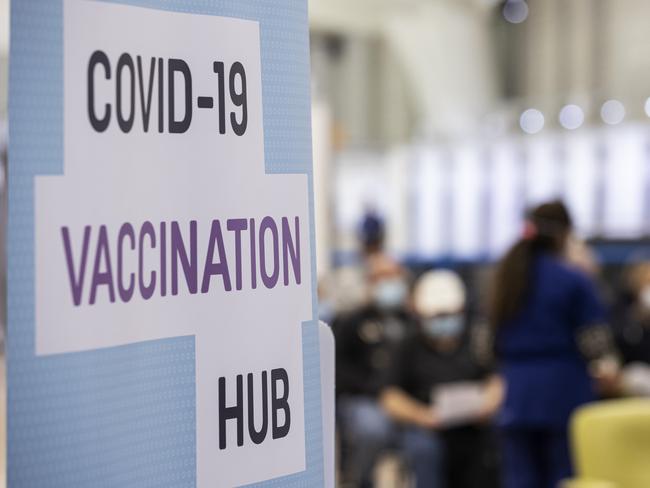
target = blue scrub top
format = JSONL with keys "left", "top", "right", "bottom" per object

{"left": 496, "top": 253, "right": 606, "bottom": 429}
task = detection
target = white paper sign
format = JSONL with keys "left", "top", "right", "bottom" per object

{"left": 433, "top": 382, "right": 485, "bottom": 427}
{"left": 34, "top": 1, "right": 312, "bottom": 485}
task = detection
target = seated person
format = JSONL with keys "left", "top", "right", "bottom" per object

{"left": 333, "top": 258, "right": 415, "bottom": 487}
{"left": 614, "top": 262, "right": 650, "bottom": 395}
{"left": 380, "top": 270, "right": 502, "bottom": 488}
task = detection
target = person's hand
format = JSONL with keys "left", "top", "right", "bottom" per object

{"left": 476, "top": 375, "right": 505, "bottom": 423}
{"left": 591, "top": 357, "right": 623, "bottom": 397}
{"left": 476, "top": 404, "right": 497, "bottom": 424}
{"left": 416, "top": 406, "right": 440, "bottom": 430}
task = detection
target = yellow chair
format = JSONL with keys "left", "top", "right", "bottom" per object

{"left": 563, "top": 399, "right": 650, "bottom": 488}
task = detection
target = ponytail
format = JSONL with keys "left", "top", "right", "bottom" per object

{"left": 489, "top": 239, "right": 535, "bottom": 328}
{"left": 488, "top": 200, "right": 572, "bottom": 329}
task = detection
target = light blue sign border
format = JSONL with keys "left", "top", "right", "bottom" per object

{"left": 8, "top": 1, "right": 322, "bottom": 486}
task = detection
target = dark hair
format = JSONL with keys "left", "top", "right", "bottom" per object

{"left": 360, "top": 210, "right": 385, "bottom": 254}
{"left": 488, "top": 200, "right": 572, "bottom": 328}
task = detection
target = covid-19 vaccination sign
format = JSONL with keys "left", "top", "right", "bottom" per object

{"left": 9, "top": 1, "right": 323, "bottom": 486}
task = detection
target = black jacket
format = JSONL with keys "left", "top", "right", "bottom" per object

{"left": 333, "top": 305, "right": 415, "bottom": 397}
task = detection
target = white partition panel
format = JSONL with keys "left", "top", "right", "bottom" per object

{"left": 490, "top": 141, "right": 522, "bottom": 258}
{"left": 603, "top": 126, "right": 646, "bottom": 238}
{"left": 451, "top": 144, "right": 483, "bottom": 259}
{"left": 564, "top": 131, "right": 598, "bottom": 236}
{"left": 412, "top": 148, "right": 447, "bottom": 258}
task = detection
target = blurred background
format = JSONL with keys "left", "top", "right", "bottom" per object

{"left": 310, "top": 0, "right": 650, "bottom": 273}
{"left": 3, "top": 1, "right": 650, "bottom": 487}
{"left": 308, "top": 1, "right": 650, "bottom": 487}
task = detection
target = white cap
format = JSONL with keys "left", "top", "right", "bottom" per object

{"left": 413, "top": 269, "right": 466, "bottom": 318}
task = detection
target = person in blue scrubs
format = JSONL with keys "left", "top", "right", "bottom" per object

{"left": 488, "top": 201, "right": 617, "bottom": 488}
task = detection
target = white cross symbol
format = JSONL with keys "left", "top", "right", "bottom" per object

{"left": 34, "top": 2, "right": 313, "bottom": 486}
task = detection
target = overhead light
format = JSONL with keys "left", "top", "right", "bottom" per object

{"left": 520, "top": 108, "right": 544, "bottom": 134}
{"left": 503, "top": 0, "right": 529, "bottom": 24}
{"left": 601, "top": 100, "right": 625, "bottom": 125}
{"left": 559, "top": 104, "right": 584, "bottom": 130}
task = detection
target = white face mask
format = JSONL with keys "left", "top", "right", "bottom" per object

{"left": 423, "top": 314, "right": 464, "bottom": 340}
{"left": 372, "top": 279, "right": 407, "bottom": 311}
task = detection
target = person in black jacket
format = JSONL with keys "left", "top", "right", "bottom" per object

{"left": 334, "top": 257, "right": 414, "bottom": 487}
{"left": 613, "top": 262, "right": 650, "bottom": 395}
{"left": 381, "top": 270, "right": 502, "bottom": 488}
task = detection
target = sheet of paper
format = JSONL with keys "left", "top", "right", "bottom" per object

{"left": 433, "top": 382, "right": 485, "bottom": 427}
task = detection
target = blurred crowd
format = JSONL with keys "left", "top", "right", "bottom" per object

{"left": 320, "top": 200, "right": 650, "bottom": 488}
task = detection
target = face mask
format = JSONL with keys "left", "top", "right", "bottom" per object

{"left": 423, "top": 314, "right": 464, "bottom": 340}
{"left": 373, "top": 279, "right": 407, "bottom": 311}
